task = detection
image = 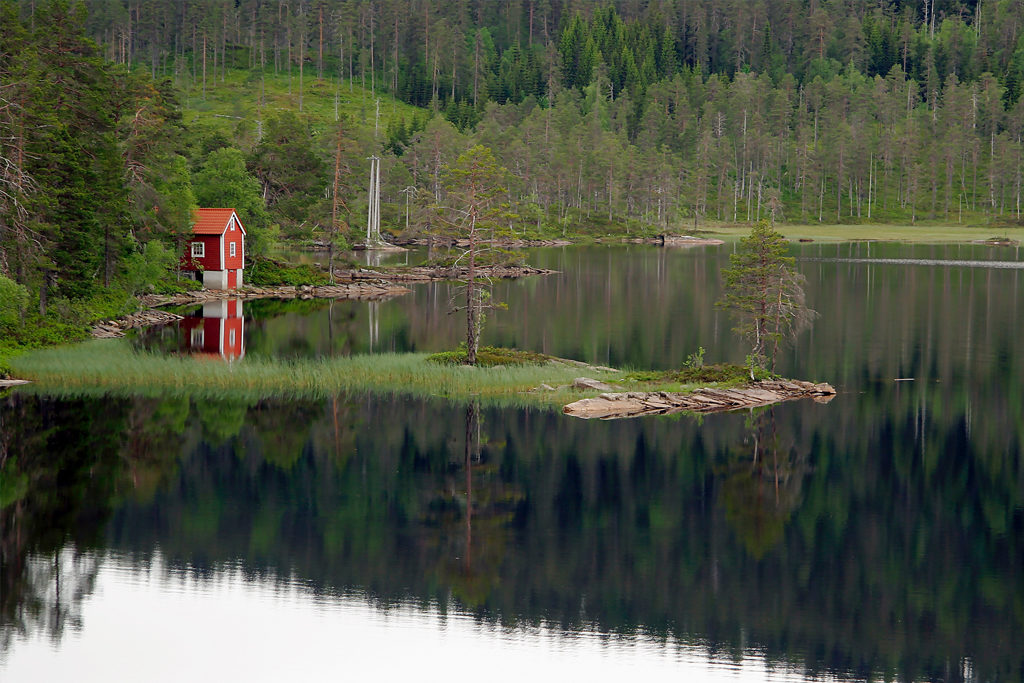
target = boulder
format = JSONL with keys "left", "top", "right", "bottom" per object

{"left": 571, "top": 377, "right": 617, "bottom": 392}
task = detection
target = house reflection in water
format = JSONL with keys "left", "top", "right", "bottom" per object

{"left": 180, "top": 299, "right": 245, "bottom": 360}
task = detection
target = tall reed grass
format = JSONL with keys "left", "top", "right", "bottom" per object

{"left": 10, "top": 340, "right": 612, "bottom": 408}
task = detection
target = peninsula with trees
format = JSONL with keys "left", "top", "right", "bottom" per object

{"left": 3, "top": 0, "right": 1020, "bottom": 406}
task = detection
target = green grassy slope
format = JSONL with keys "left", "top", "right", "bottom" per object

{"left": 181, "top": 68, "right": 424, "bottom": 143}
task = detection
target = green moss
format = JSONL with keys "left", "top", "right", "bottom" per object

{"left": 615, "top": 363, "right": 772, "bottom": 391}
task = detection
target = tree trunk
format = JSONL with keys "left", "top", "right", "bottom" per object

{"left": 466, "top": 213, "right": 478, "bottom": 365}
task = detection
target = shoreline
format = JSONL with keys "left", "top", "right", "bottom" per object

{"left": 8, "top": 341, "right": 835, "bottom": 420}
{"left": 89, "top": 263, "right": 556, "bottom": 339}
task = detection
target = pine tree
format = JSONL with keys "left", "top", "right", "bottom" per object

{"left": 437, "top": 144, "right": 511, "bottom": 365}
{"left": 716, "top": 221, "right": 814, "bottom": 372}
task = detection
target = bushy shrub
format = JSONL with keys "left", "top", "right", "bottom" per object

{"left": 0, "top": 275, "right": 29, "bottom": 330}
{"left": 246, "top": 255, "right": 329, "bottom": 286}
{"left": 122, "top": 240, "right": 179, "bottom": 295}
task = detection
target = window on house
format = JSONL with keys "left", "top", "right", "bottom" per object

{"left": 230, "top": 219, "right": 235, "bottom": 231}
{"left": 190, "top": 328, "right": 204, "bottom": 347}
{"left": 191, "top": 242, "right": 205, "bottom": 258}
{"left": 230, "top": 242, "right": 236, "bottom": 257}
{"left": 229, "top": 330, "right": 236, "bottom": 346}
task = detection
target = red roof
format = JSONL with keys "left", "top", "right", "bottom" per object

{"left": 193, "top": 208, "right": 244, "bottom": 235}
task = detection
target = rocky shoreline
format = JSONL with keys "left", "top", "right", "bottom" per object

{"left": 332, "top": 263, "right": 556, "bottom": 282}
{"left": 87, "top": 259, "right": 560, "bottom": 339}
{"left": 562, "top": 379, "right": 836, "bottom": 419}
{"left": 136, "top": 282, "right": 411, "bottom": 308}
{"left": 392, "top": 236, "right": 574, "bottom": 249}
{"left": 92, "top": 309, "right": 187, "bottom": 339}
{"left": 91, "top": 282, "right": 412, "bottom": 338}
{"left": 626, "top": 234, "right": 726, "bottom": 246}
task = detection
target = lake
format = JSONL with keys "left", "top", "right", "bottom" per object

{"left": 2, "top": 243, "right": 1022, "bottom": 681}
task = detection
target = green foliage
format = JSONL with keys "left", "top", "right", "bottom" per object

{"left": 717, "top": 221, "right": 814, "bottom": 368}
{"left": 0, "top": 275, "right": 29, "bottom": 330}
{"left": 152, "top": 278, "right": 203, "bottom": 295}
{"left": 248, "top": 112, "right": 327, "bottom": 237}
{"left": 192, "top": 147, "right": 275, "bottom": 257}
{"left": 143, "top": 154, "right": 196, "bottom": 243}
{"left": 120, "top": 240, "right": 179, "bottom": 296}
{"left": 438, "top": 144, "right": 516, "bottom": 365}
{"left": 245, "top": 255, "right": 330, "bottom": 287}
{"left": 684, "top": 346, "right": 705, "bottom": 370}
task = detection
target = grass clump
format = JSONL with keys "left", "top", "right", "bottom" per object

{"left": 10, "top": 340, "right": 611, "bottom": 408}
{"left": 427, "top": 345, "right": 552, "bottom": 367}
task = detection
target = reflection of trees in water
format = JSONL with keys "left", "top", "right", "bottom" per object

{"left": 0, "top": 391, "right": 358, "bottom": 649}
{"left": 1, "top": 546, "right": 99, "bottom": 655}
{"left": 2, "top": 389, "right": 1023, "bottom": 681}
{"left": 718, "top": 409, "right": 807, "bottom": 560}
{"left": 424, "top": 402, "right": 523, "bottom": 609}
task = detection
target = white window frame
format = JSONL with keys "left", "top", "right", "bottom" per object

{"left": 230, "top": 242, "right": 236, "bottom": 257}
{"left": 191, "top": 241, "right": 205, "bottom": 258}
{"left": 190, "top": 327, "right": 204, "bottom": 347}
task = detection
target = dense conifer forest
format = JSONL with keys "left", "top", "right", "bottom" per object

{"left": 3, "top": 0, "right": 1024, "bottom": 355}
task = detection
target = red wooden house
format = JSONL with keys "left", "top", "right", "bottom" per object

{"left": 181, "top": 208, "right": 246, "bottom": 289}
{"left": 181, "top": 299, "right": 245, "bottom": 361}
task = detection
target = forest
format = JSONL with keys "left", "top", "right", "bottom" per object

{"left": 3, "top": 0, "right": 1024, "bottom": 356}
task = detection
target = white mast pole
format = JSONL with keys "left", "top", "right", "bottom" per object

{"left": 374, "top": 155, "right": 382, "bottom": 242}
{"left": 366, "top": 156, "right": 375, "bottom": 245}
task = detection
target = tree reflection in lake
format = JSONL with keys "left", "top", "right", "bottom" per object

{"left": 5, "top": 243, "right": 1024, "bottom": 680}
{"left": 1, "top": 387, "right": 1021, "bottom": 681}
{"left": 719, "top": 409, "right": 807, "bottom": 560}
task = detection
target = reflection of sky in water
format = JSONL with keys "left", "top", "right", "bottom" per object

{"left": 3, "top": 549, "right": 828, "bottom": 683}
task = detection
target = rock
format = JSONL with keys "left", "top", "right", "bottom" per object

{"left": 571, "top": 377, "right": 617, "bottom": 392}
{"left": 564, "top": 379, "right": 837, "bottom": 419}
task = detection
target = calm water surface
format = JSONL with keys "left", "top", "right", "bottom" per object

{"left": 2, "top": 243, "right": 1022, "bottom": 681}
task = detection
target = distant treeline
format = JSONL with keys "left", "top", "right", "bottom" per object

{"left": 77, "top": 1, "right": 1024, "bottom": 108}
{"left": 75, "top": 0, "right": 1024, "bottom": 228}
{"left": 4, "top": 0, "right": 1024, "bottom": 321}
